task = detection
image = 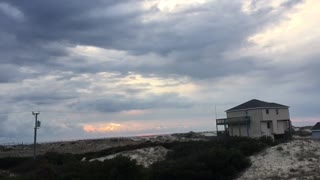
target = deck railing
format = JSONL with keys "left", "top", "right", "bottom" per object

{"left": 216, "top": 116, "right": 250, "bottom": 125}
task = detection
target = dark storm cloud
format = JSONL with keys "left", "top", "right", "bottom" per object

{"left": 0, "top": 65, "right": 24, "bottom": 82}
{"left": 0, "top": 0, "right": 141, "bottom": 82}
{"left": 1, "top": 42, "right": 68, "bottom": 66}
{"left": 0, "top": 0, "right": 306, "bottom": 113}
{"left": 11, "top": 91, "right": 77, "bottom": 105}
{"left": 73, "top": 93, "right": 192, "bottom": 113}
{"left": 0, "top": 0, "right": 305, "bottom": 82}
{"left": 1, "top": 0, "right": 141, "bottom": 47}
{"left": 132, "top": 57, "right": 256, "bottom": 79}
{"left": 0, "top": 0, "right": 316, "bottom": 143}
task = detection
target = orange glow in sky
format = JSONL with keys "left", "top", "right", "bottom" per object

{"left": 82, "top": 118, "right": 211, "bottom": 135}
{"left": 83, "top": 123, "right": 121, "bottom": 133}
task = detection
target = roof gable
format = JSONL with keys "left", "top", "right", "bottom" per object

{"left": 226, "top": 99, "right": 288, "bottom": 112}
{"left": 312, "top": 122, "right": 320, "bottom": 130}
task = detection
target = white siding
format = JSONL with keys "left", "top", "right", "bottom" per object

{"left": 227, "top": 109, "right": 262, "bottom": 137}
{"left": 227, "top": 111, "right": 246, "bottom": 118}
{"left": 262, "top": 108, "right": 290, "bottom": 121}
{"left": 277, "top": 121, "right": 286, "bottom": 134}
{"left": 227, "top": 107, "right": 290, "bottom": 138}
{"left": 261, "top": 121, "right": 273, "bottom": 137}
{"left": 248, "top": 109, "right": 263, "bottom": 137}
{"left": 228, "top": 125, "right": 249, "bottom": 137}
{"left": 261, "top": 108, "right": 290, "bottom": 134}
{"left": 227, "top": 111, "right": 247, "bottom": 137}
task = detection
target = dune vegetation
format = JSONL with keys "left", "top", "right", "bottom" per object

{"left": 0, "top": 136, "right": 274, "bottom": 180}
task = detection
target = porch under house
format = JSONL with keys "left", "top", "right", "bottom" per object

{"left": 216, "top": 116, "right": 251, "bottom": 136}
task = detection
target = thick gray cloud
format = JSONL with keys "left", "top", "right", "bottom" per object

{"left": 12, "top": 91, "right": 77, "bottom": 105}
{"left": 0, "top": 0, "right": 318, "bottom": 143}
{"left": 0, "top": 0, "right": 300, "bottom": 79}
{"left": 0, "top": 113, "right": 32, "bottom": 143}
{"left": 1, "top": 0, "right": 141, "bottom": 48}
{"left": 73, "top": 93, "right": 192, "bottom": 113}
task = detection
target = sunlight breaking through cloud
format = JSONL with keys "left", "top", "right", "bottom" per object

{"left": 83, "top": 123, "right": 121, "bottom": 133}
{"left": 143, "top": 0, "right": 209, "bottom": 12}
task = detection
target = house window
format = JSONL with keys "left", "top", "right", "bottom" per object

{"left": 245, "top": 111, "right": 248, "bottom": 116}
{"left": 267, "top": 122, "right": 271, "bottom": 129}
{"left": 266, "top": 109, "right": 269, "bottom": 114}
{"left": 276, "top": 109, "right": 279, "bottom": 115}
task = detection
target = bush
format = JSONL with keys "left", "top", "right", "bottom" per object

{"left": 42, "top": 152, "right": 77, "bottom": 166}
{"left": 150, "top": 136, "right": 273, "bottom": 180}
{"left": 237, "top": 140, "right": 266, "bottom": 156}
{"left": 276, "top": 146, "right": 284, "bottom": 151}
{"left": 259, "top": 136, "right": 274, "bottom": 145}
{"left": 151, "top": 147, "right": 250, "bottom": 180}
{"left": 62, "top": 156, "right": 146, "bottom": 180}
{"left": 0, "top": 157, "right": 30, "bottom": 170}
{"left": 33, "top": 161, "right": 58, "bottom": 180}
{"left": 1, "top": 136, "right": 273, "bottom": 180}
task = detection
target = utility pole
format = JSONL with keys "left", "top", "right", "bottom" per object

{"left": 32, "top": 111, "right": 40, "bottom": 159}
{"left": 215, "top": 105, "right": 218, "bottom": 134}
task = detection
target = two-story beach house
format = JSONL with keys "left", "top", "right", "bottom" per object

{"left": 216, "top": 99, "right": 292, "bottom": 139}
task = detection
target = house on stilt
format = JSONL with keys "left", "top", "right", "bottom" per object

{"left": 216, "top": 99, "right": 292, "bottom": 139}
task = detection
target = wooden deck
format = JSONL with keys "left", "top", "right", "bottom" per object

{"left": 216, "top": 116, "right": 250, "bottom": 125}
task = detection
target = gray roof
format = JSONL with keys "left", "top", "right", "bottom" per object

{"left": 226, "top": 99, "right": 289, "bottom": 112}
{"left": 312, "top": 122, "right": 320, "bottom": 130}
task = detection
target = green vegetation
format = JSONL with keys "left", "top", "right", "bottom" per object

{"left": 0, "top": 136, "right": 274, "bottom": 180}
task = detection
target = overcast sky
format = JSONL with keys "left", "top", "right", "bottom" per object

{"left": 0, "top": 0, "right": 319, "bottom": 143}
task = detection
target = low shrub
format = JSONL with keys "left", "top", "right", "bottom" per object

{"left": 276, "top": 146, "right": 284, "bottom": 151}
{"left": 151, "top": 147, "right": 250, "bottom": 180}
{"left": 60, "top": 156, "right": 146, "bottom": 180}
{"left": 0, "top": 157, "right": 30, "bottom": 170}
{"left": 1, "top": 136, "right": 273, "bottom": 180}
{"left": 259, "top": 136, "right": 274, "bottom": 146}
